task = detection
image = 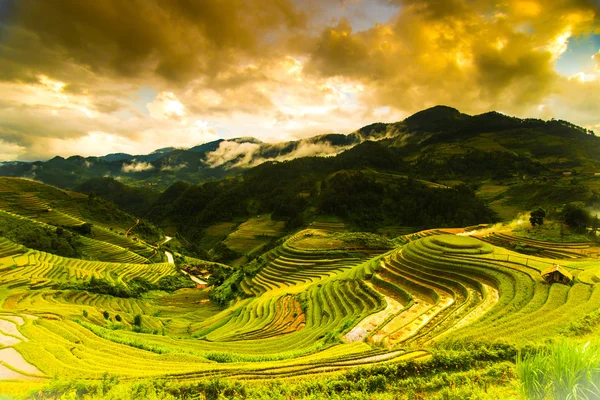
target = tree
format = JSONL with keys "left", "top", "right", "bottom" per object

{"left": 74, "top": 223, "right": 93, "bottom": 235}
{"left": 561, "top": 204, "right": 590, "bottom": 233}
{"left": 529, "top": 208, "right": 546, "bottom": 227}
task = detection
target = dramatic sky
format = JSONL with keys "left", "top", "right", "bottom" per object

{"left": 0, "top": 0, "right": 599, "bottom": 161}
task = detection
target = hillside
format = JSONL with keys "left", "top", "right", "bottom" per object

{"left": 0, "top": 177, "right": 165, "bottom": 263}
{"left": 4, "top": 106, "right": 600, "bottom": 231}
{"left": 1, "top": 221, "right": 600, "bottom": 398}
{"left": 2, "top": 106, "right": 598, "bottom": 192}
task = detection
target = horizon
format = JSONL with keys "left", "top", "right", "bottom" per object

{"left": 1, "top": 105, "right": 596, "bottom": 163}
{"left": 0, "top": 0, "right": 599, "bottom": 161}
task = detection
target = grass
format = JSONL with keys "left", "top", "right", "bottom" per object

{"left": 513, "top": 221, "right": 594, "bottom": 243}
{"left": 516, "top": 340, "right": 600, "bottom": 400}
{"left": 224, "top": 215, "right": 285, "bottom": 255}
{"left": 204, "top": 222, "right": 237, "bottom": 237}
{"left": 430, "top": 234, "right": 492, "bottom": 250}
{"left": 476, "top": 183, "right": 509, "bottom": 200}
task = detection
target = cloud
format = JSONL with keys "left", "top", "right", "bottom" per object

{"left": 0, "top": 139, "right": 26, "bottom": 161}
{"left": 304, "top": 0, "right": 599, "bottom": 116}
{"left": 273, "top": 142, "right": 345, "bottom": 161}
{"left": 121, "top": 161, "right": 154, "bottom": 173}
{"left": 204, "top": 138, "right": 352, "bottom": 169}
{"left": 204, "top": 141, "right": 262, "bottom": 168}
{"left": 0, "top": 0, "right": 599, "bottom": 161}
{"left": 146, "top": 91, "right": 186, "bottom": 120}
{"left": 160, "top": 162, "right": 188, "bottom": 172}
{"left": 0, "top": 0, "right": 308, "bottom": 84}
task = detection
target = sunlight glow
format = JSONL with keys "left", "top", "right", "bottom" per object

{"left": 546, "top": 28, "right": 572, "bottom": 58}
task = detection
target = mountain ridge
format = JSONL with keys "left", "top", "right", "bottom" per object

{"left": 1, "top": 105, "right": 597, "bottom": 190}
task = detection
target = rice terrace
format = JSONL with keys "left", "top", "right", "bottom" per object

{"left": 0, "top": 173, "right": 600, "bottom": 399}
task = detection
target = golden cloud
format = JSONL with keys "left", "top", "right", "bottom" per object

{"left": 0, "top": 0, "right": 599, "bottom": 160}
{"left": 305, "top": 0, "right": 599, "bottom": 115}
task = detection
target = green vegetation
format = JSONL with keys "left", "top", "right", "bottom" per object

{"left": 142, "top": 165, "right": 494, "bottom": 258}
{"left": 23, "top": 344, "right": 519, "bottom": 399}
{"left": 0, "top": 177, "right": 164, "bottom": 262}
{"left": 562, "top": 204, "right": 592, "bottom": 233}
{"left": 59, "top": 275, "right": 194, "bottom": 298}
{"left": 529, "top": 208, "right": 546, "bottom": 227}
{"left": 0, "top": 211, "right": 82, "bottom": 258}
{"left": 75, "top": 177, "right": 159, "bottom": 217}
{"left": 1, "top": 216, "right": 600, "bottom": 398}
{"left": 517, "top": 340, "right": 600, "bottom": 400}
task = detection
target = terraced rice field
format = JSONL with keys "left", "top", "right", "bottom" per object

{"left": 89, "top": 226, "right": 156, "bottom": 261}
{"left": 309, "top": 221, "right": 346, "bottom": 232}
{"left": 1, "top": 226, "right": 599, "bottom": 388}
{"left": 479, "top": 232, "right": 597, "bottom": 259}
{"left": 0, "top": 240, "right": 173, "bottom": 290}
{"left": 224, "top": 215, "right": 285, "bottom": 255}
{"left": 0, "top": 178, "right": 85, "bottom": 227}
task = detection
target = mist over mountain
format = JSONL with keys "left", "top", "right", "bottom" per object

{"left": 1, "top": 106, "right": 596, "bottom": 191}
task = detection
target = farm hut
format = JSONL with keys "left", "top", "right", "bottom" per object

{"left": 595, "top": 173, "right": 600, "bottom": 177}
{"left": 541, "top": 265, "right": 573, "bottom": 285}
{"left": 563, "top": 172, "right": 572, "bottom": 176}
{"left": 196, "top": 283, "right": 208, "bottom": 289}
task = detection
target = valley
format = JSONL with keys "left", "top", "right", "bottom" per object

{"left": 0, "top": 176, "right": 599, "bottom": 398}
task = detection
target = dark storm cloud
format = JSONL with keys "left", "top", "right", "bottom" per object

{"left": 0, "top": 0, "right": 308, "bottom": 84}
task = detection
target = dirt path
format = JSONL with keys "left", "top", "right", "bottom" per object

{"left": 160, "top": 236, "right": 174, "bottom": 263}
{"left": 181, "top": 270, "right": 207, "bottom": 285}
{"left": 125, "top": 219, "right": 140, "bottom": 237}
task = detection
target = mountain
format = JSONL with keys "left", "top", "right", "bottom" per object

{"left": 1, "top": 106, "right": 598, "bottom": 193}
{"left": 100, "top": 153, "right": 135, "bottom": 162}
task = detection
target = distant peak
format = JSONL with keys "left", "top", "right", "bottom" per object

{"left": 403, "top": 105, "right": 466, "bottom": 132}
{"left": 229, "top": 137, "right": 263, "bottom": 144}
{"left": 151, "top": 147, "right": 177, "bottom": 154}
{"left": 405, "top": 105, "right": 461, "bottom": 121}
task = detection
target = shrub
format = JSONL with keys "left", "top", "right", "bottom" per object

{"left": 156, "top": 274, "right": 195, "bottom": 292}
{"left": 133, "top": 314, "right": 142, "bottom": 327}
{"left": 561, "top": 204, "right": 591, "bottom": 233}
